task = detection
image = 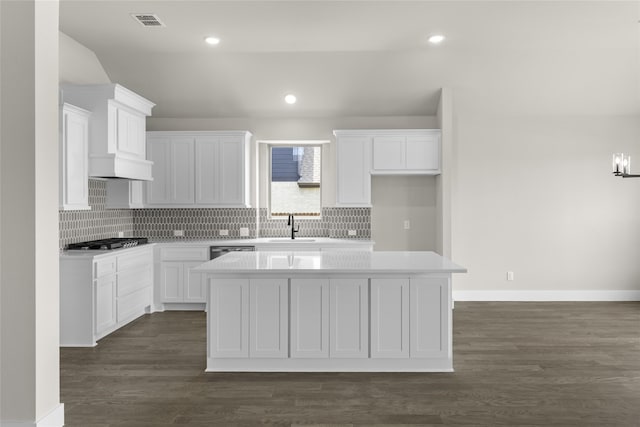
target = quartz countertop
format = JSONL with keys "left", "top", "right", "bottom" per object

{"left": 149, "top": 238, "right": 374, "bottom": 246}
{"left": 193, "top": 251, "right": 466, "bottom": 275}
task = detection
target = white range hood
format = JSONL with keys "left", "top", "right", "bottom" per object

{"left": 60, "top": 83, "right": 155, "bottom": 181}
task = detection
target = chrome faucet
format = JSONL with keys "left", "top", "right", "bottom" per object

{"left": 287, "top": 214, "right": 299, "bottom": 239}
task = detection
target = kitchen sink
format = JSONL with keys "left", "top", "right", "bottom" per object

{"left": 267, "top": 238, "right": 316, "bottom": 243}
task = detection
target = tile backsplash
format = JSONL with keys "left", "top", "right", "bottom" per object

{"left": 132, "top": 208, "right": 256, "bottom": 239}
{"left": 59, "top": 179, "right": 135, "bottom": 248}
{"left": 60, "top": 180, "right": 371, "bottom": 246}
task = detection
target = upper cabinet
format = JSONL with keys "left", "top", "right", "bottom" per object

{"left": 334, "top": 131, "right": 372, "bottom": 207}
{"left": 371, "top": 130, "right": 440, "bottom": 174}
{"left": 59, "top": 103, "right": 91, "bottom": 211}
{"left": 333, "top": 129, "right": 441, "bottom": 207}
{"left": 60, "top": 84, "right": 155, "bottom": 181}
{"left": 146, "top": 131, "right": 251, "bottom": 208}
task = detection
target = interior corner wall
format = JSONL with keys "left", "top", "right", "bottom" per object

{"left": 1, "top": 0, "right": 61, "bottom": 424}
{"left": 450, "top": 113, "right": 640, "bottom": 292}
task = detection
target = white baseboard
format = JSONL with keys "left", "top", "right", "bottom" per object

{"left": 453, "top": 290, "right": 640, "bottom": 302}
{"left": 1, "top": 403, "right": 64, "bottom": 427}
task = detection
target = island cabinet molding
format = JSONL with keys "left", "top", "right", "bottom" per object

{"left": 249, "top": 279, "right": 288, "bottom": 358}
{"left": 290, "top": 279, "right": 330, "bottom": 358}
{"left": 209, "top": 278, "right": 250, "bottom": 358}
{"left": 370, "top": 278, "right": 410, "bottom": 358}
{"left": 329, "top": 279, "right": 369, "bottom": 358}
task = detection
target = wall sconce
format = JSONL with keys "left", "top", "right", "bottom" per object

{"left": 612, "top": 153, "right": 640, "bottom": 177}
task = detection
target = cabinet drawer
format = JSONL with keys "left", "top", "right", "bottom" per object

{"left": 117, "top": 249, "right": 153, "bottom": 271}
{"left": 117, "top": 266, "right": 153, "bottom": 297}
{"left": 94, "top": 257, "right": 117, "bottom": 279}
{"left": 160, "top": 246, "right": 209, "bottom": 261}
{"left": 117, "top": 286, "right": 151, "bottom": 322}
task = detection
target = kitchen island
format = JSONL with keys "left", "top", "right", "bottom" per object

{"left": 194, "top": 251, "right": 466, "bottom": 372}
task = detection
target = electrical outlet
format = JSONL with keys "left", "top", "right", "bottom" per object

{"left": 173, "top": 230, "right": 184, "bottom": 237}
{"left": 239, "top": 227, "right": 249, "bottom": 237}
{"left": 404, "top": 220, "right": 410, "bottom": 230}
{"left": 507, "top": 271, "right": 514, "bottom": 281}
{"left": 219, "top": 229, "right": 229, "bottom": 236}
{"left": 118, "top": 231, "right": 124, "bottom": 237}
{"left": 348, "top": 230, "right": 357, "bottom": 236}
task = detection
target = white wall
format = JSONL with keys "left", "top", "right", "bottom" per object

{"left": 451, "top": 114, "right": 640, "bottom": 293}
{"left": 59, "top": 31, "right": 110, "bottom": 84}
{"left": 1, "top": 0, "right": 61, "bottom": 424}
{"left": 371, "top": 175, "right": 437, "bottom": 250}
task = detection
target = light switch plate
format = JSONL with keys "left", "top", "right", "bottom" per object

{"left": 240, "top": 227, "right": 249, "bottom": 237}
{"left": 348, "top": 230, "right": 357, "bottom": 236}
{"left": 219, "top": 229, "right": 229, "bottom": 236}
{"left": 118, "top": 231, "right": 124, "bottom": 237}
{"left": 173, "top": 230, "right": 184, "bottom": 237}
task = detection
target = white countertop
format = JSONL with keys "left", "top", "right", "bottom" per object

{"left": 193, "top": 251, "right": 466, "bottom": 275}
{"left": 150, "top": 238, "right": 374, "bottom": 246}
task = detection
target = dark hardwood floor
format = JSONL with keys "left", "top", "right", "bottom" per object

{"left": 60, "top": 302, "right": 640, "bottom": 426}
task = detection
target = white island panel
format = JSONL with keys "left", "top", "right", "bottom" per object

{"left": 196, "top": 251, "right": 466, "bottom": 372}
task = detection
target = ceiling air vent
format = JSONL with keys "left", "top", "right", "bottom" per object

{"left": 131, "top": 13, "right": 166, "bottom": 28}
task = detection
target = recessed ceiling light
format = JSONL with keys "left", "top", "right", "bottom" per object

{"left": 204, "top": 36, "right": 220, "bottom": 45}
{"left": 428, "top": 34, "right": 445, "bottom": 44}
{"left": 284, "top": 94, "right": 297, "bottom": 105}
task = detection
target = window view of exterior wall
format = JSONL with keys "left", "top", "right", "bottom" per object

{"left": 270, "top": 146, "right": 321, "bottom": 217}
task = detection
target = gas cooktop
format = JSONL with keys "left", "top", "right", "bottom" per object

{"left": 67, "top": 237, "right": 148, "bottom": 250}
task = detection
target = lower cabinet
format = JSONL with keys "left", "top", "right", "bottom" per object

{"left": 209, "top": 277, "right": 370, "bottom": 359}
{"left": 158, "top": 246, "right": 209, "bottom": 306}
{"left": 60, "top": 245, "right": 154, "bottom": 346}
{"left": 205, "top": 274, "right": 451, "bottom": 370}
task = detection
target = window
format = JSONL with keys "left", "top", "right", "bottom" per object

{"left": 270, "top": 145, "right": 321, "bottom": 218}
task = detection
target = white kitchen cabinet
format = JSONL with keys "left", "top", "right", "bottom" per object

{"left": 158, "top": 246, "right": 209, "bottom": 307}
{"left": 249, "top": 279, "right": 288, "bottom": 358}
{"left": 105, "top": 180, "right": 145, "bottom": 209}
{"left": 410, "top": 277, "right": 449, "bottom": 359}
{"left": 195, "top": 135, "right": 250, "bottom": 206}
{"left": 329, "top": 279, "right": 368, "bottom": 358}
{"left": 371, "top": 130, "right": 440, "bottom": 174}
{"left": 370, "top": 278, "right": 410, "bottom": 358}
{"left": 290, "top": 278, "right": 330, "bottom": 358}
{"left": 209, "top": 278, "right": 249, "bottom": 358}
{"left": 60, "top": 244, "right": 154, "bottom": 347}
{"left": 146, "top": 131, "right": 251, "bottom": 208}
{"left": 60, "top": 83, "right": 155, "bottom": 180}
{"left": 333, "top": 131, "right": 371, "bottom": 207}
{"left": 146, "top": 136, "right": 195, "bottom": 205}
{"left": 59, "top": 103, "right": 91, "bottom": 211}
{"left": 95, "top": 274, "right": 116, "bottom": 335}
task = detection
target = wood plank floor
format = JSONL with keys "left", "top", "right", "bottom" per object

{"left": 60, "top": 302, "right": 640, "bottom": 426}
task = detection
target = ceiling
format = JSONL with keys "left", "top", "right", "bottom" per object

{"left": 59, "top": 1, "right": 640, "bottom": 119}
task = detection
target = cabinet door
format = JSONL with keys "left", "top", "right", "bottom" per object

{"left": 210, "top": 279, "right": 249, "bottom": 358}
{"left": 329, "top": 279, "right": 368, "bottom": 358}
{"left": 290, "top": 278, "right": 329, "bottom": 358}
{"left": 147, "top": 136, "right": 194, "bottom": 205}
{"left": 95, "top": 275, "right": 117, "bottom": 335}
{"left": 410, "top": 277, "right": 449, "bottom": 358}
{"left": 116, "top": 107, "right": 145, "bottom": 159}
{"left": 184, "top": 261, "right": 206, "bottom": 302}
{"left": 336, "top": 135, "right": 371, "bottom": 206}
{"left": 160, "top": 262, "right": 183, "bottom": 302}
{"left": 372, "top": 136, "right": 405, "bottom": 171}
{"left": 194, "top": 137, "right": 219, "bottom": 204}
{"left": 249, "top": 279, "right": 288, "bottom": 358}
{"left": 218, "top": 137, "right": 245, "bottom": 205}
{"left": 406, "top": 135, "right": 439, "bottom": 171}
{"left": 370, "top": 278, "right": 409, "bottom": 358}
{"left": 60, "top": 105, "right": 90, "bottom": 210}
